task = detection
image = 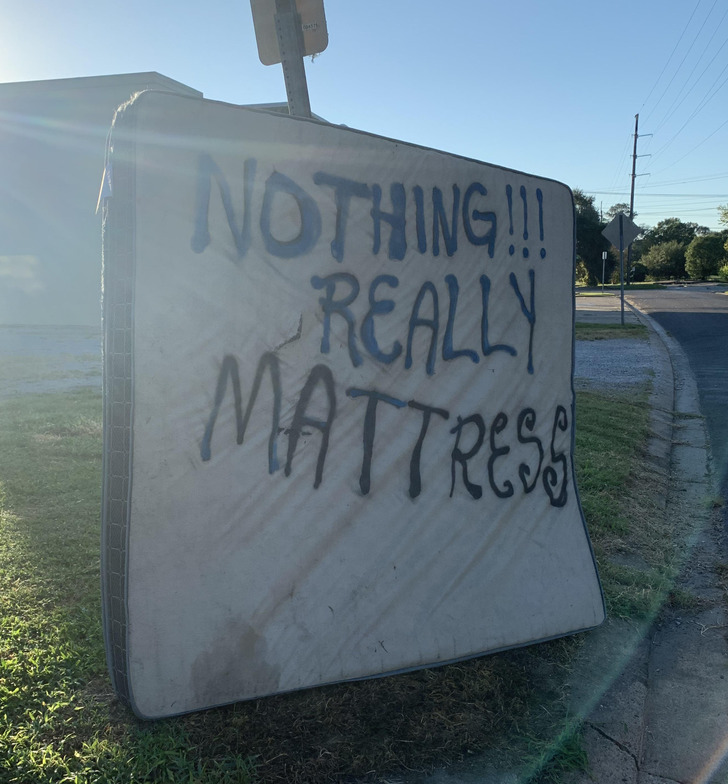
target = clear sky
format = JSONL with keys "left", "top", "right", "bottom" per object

{"left": 1, "top": 0, "right": 726, "bottom": 231}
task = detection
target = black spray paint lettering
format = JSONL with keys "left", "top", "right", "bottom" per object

{"left": 488, "top": 412, "right": 514, "bottom": 499}
{"left": 200, "top": 353, "right": 335, "bottom": 488}
{"left": 542, "top": 405, "right": 568, "bottom": 507}
{"left": 407, "top": 401, "right": 450, "bottom": 499}
{"left": 344, "top": 391, "right": 568, "bottom": 503}
{"left": 310, "top": 271, "right": 535, "bottom": 375}
{"left": 284, "top": 364, "right": 336, "bottom": 489}
{"left": 346, "top": 388, "right": 407, "bottom": 495}
{"left": 200, "top": 355, "right": 569, "bottom": 507}
{"left": 516, "top": 408, "right": 544, "bottom": 493}
{"left": 450, "top": 414, "right": 486, "bottom": 500}
{"left": 199, "top": 352, "right": 281, "bottom": 471}
{"left": 190, "top": 153, "right": 500, "bottom": 264}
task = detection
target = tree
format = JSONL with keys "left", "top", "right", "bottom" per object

{"left": 685, "top": 233, "right": 728, "bottom": 279}
{"left": 640, "top": 241, "right": 687, "bottom": 280}
{"left": 633, "top": 217, "right": 708, "bottom": 262}
{"left": 719, "top": 206, "right": 728, "bottom": 256}
{"left": 605, "top": 202, "right": 631, "bottom": 222}
{"left": 573, "top": 189, "right": 612, "bottom": 285}
{"left": 718, "top": 204, "right": 728, "bottom": 227}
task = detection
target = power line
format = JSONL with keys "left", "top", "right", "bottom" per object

{"left": 639, "top": 172, "right": 728, "bottom": 186}
{"left": 641, "top": 0, "right": 703, "bottom": 121}
{"left": 647, "top": 0, "right": 720, "bottom": 126}
{"left": 653, "top": 117, "right": 728, "bottom": 173}
{"left": 608, "top": 133, "right": 634, "bottom": 193}
{"left": 634, "top": 0, "right": 728, "bottom": 190}
{"left": 650, "top": 67, "right": 728, "bottom": 167}
{"left": 588, "top": 191, "right": 728, "bottom": 198}
{"left": 652, "top": 6, "right": 728, "bottom": 135}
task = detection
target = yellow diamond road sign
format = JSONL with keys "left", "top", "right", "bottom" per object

{"left": 250, "top": 0, "right": 328, "bottom": 66}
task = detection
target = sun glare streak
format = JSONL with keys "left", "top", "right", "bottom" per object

{"left": 692, "top": 731, "right": 728, "bottom": 784}
{"left": 0, "top": 108, "right": 111, "bottom": 151}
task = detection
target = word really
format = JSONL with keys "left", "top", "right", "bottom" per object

{"left": 311, "top": 270, "right": 535, "bottom": 375}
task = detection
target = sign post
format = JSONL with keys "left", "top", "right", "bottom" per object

{"left": 273, "top": 0, "right": 311, "bottom": 118}
{"left": 602, "top": 213, "right": 641, "bottom": 326}
{"left": 249, "top": 0, "right": 329, "bottom": 118}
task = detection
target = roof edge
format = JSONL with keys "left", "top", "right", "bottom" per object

{"left": 0, "top": 72, "right": 203, "bottom": 98}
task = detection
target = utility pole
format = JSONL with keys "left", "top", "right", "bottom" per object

{"left": 629, "top": 114, "right": 639, "bottom": 223}
{"left": 627, "top": 114, "right": 639, "bottom": 286}
{"left": 626, "top": 114, "right": 652, "bottom": 285}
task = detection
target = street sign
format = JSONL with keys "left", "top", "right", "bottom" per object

{"left": 602, "top": 213, "right": 641, "bottom": 325}
{"left": 250, "top": 0, "right": 328, "bottom": 66}
{"left": 602, "top": 212, "right": 641, "bottom": 249}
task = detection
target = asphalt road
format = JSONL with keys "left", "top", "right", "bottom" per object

{"left": 626, "top": 284, "right": 728, "bottom": 500}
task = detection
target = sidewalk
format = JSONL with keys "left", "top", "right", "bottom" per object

{"left": 574, "top": 289, "right": 640, "bottom": 325}
{"left": 566, "top": 291, "right": 728, "bottom": 784}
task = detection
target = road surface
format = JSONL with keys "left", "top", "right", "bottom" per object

{"left": 627, "top": 284, "right": 728, "bottom": 501}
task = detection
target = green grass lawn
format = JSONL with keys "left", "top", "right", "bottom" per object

{"left": 575, "top": 283, "right": 666, "bottom": 292}
{"left": 0, "top": 371, "right": 671, "bottom": 783}
{"left": 575, "top": 323, "right": 648, "bottom": 341}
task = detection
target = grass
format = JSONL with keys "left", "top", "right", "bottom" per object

{"left": 524, "top": 721, "right": 589, "bottom": 783}
{"left": 574, "top": 290, "right": 615, "bottom": 297}
{"left": 574, "top": 389, "right": 648, "bottom": 537}
{"left": 0, "top": 365, "right": 676, "bottom": 782}
{"left": 575, "top": 283, "right": 666, "bottom": 292}
{"left": 575, "top": 322, "right": 648, "bottom": 341}
{"left": 574, "top": 385, "right": 683, "bottom": 620}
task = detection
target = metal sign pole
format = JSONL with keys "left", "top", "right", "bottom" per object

{"left": 619, "top": 214, "right": 625, "bottom": 326}
{"left": 602, "top": 212, "right": 641, "bottom": 328}
{"left": 274, "top": 0, "right": 312, "bottom": 118}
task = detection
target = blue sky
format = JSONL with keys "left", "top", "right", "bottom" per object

{"left": 1, "top": 0, "right": 726, "bottom": 230}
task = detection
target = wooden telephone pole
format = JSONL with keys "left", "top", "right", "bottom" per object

{"left": 626, "top": 114, "right": 651, "bottom": 284}
{"left": 629, "top": 113, "right": 639, "bottom": 223}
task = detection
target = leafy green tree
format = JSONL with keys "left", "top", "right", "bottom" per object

{"left": 640, "top": 240, "right": 687, "bottom": 280}
{"left": 630, "top": 261, "right": 648, "bottom": 283}
{"left": 650, "top": 217, "right": 709, "bottom": 244}
{"left": 685, "top": 233, "right": 728, "bottom": 279}
{"left": 633, "top": 217, "right": 708, "bottom": 262}
{"left": 719, "top": 205, "right": 728, "bottom": 255}
{"left": 573, "top": 189, "right": 612, "bottom": 285}
{"left": 605, "top": 203, "right": 631, "bottom": 222}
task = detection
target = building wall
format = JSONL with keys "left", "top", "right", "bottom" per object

{"left": 0, "top": 73, "right": 202, "bottom": 325}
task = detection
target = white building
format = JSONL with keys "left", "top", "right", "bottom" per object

{"left": 0, "top": 73, "right": 202, "bottom": 325}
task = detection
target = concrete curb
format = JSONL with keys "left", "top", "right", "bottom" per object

{"left": 566, "top": 299, "right": 728, "bottom": 784}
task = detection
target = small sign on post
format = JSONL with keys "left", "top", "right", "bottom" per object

{"left": 602, "top": 213, "right": 641, "bottom": 325}
{"left": 250, "top": 0, "right": 328, "bottom": 65}
{"left": 250, "top": 0, "right": 328, "bottom": 118}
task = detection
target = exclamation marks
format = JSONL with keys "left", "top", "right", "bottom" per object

{"left": 506, "top": 184, "right": 515, "bottom": 256}
{"left": 505, "top": 185, "right": 546, "bottom": 259}
{"left": 520, "top": 185, "right": 529, "bottom": 258}
{"left": 537, "top": 188, "right": 546, "bottom": 259}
